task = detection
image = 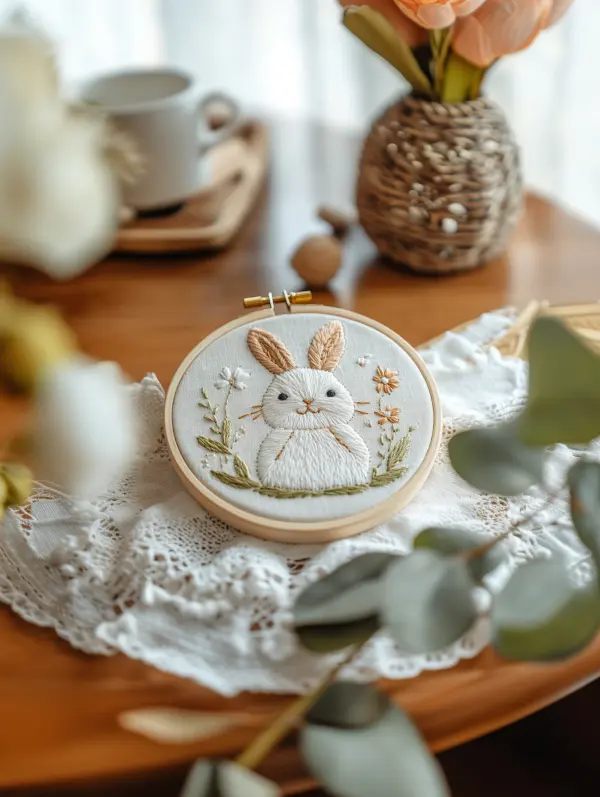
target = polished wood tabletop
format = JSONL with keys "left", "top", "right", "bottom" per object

{"left": 2, "top": 118, "right": 600, "bottom": 794}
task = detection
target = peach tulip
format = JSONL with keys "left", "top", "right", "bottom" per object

{"left": 338, "top": 0, "right": 427, "bottom": 47}
{"left": 453, "top": 0, "right": 554, "bottom": 68}
{"left": 392, "top": 0, "right": 488, "bottom": 30}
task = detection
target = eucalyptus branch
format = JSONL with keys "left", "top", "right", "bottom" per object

{"left": 236, "top": 642, "right": 365, "bottom": 771}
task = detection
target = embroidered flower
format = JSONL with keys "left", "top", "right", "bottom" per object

{"left": 375, "top": 405, "right": 401, "bottom": 426}
{"left": 356, "top": 353, "right": 373, "bottom": 367}
{"left": 373, "top": 366, "right": 399, "bottom": 394}
{"left": 214, "top": 366, "right": 251, "bottom": 391}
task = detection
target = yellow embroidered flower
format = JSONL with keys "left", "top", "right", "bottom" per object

{"left": 375, "top": 405, "right": 401, "bottom": 426}
{"left": 373, "top": 366, "right": 399, "bottom": 395}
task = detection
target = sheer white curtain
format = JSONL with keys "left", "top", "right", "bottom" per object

{"left": 3, "top": 0, "right": 599, "bottom": 224}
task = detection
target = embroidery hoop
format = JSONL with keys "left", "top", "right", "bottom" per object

{"left": 165, "top": 297, "right": 441, "bottom": 543}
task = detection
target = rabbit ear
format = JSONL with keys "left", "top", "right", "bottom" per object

{"left": 308, "top": 321, "right": 345, "bottom": 372}
{"left": 247, "top": 328, "right": 296, "bottom": 374}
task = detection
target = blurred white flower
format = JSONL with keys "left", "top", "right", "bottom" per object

{"left": 34, "top": 359, "right": 136, "bottom": 499}
{"left": 0, "top": 22, "right": 118, "bottom": 278}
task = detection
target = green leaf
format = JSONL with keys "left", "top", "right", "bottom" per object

{"left": 180, "top": 760, "right": 279, "bottom": 797}
{"left": 211, "top": 471, "right": 257, "bottom": 490}
{"left": 197, "top": 436, "right": 231, "bottom": 455}
{"left": 306, "top": 682, "right": 389, "bottom": 730}
{"left": 301, "top": 692, "right": 450, "bottom": 797}
{"left": 569, "top": 460, "right": 600, "bottom": 567}
{"left": 413, "top": 527, "right": 507, "bottom": 582}
{"left": 343, "top": 7, "right": 432, "bottom": 96}
{"left": 381, "top": 550, "right": 477, "bottom": 653}
{"left": 387, "top": 431, "right": 411, "bottom": 470}
{"left": 222, "top": 418, "right": 232, "bottom": 447}
{"left": 294, "top": 553, "right": 397, "bottom": 653}
{"left": 492, "top": 559, "right": 600, "bottom": 661}
{"left": 517, "top": 316, "right": 600, "bottom": 446}
{"left": 233, "top": 455, "right": 251, "bottom": 480}
{"left": 449, "top": 422, "right": 545, "bottom": 496}
{"left": 441, "top": 52, "right": 483, "bottom": 103}
{"left": 371, "top": 467, "right": 408, "bottom": 487}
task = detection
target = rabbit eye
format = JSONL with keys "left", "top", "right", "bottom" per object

{"left": 278, "top": 392, "right": 288, "bottom": 401}
{"left": 326, "top": 389, "right": 336, "bottom": 397}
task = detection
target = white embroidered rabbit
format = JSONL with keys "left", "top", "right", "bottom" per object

{"left": 247, "top": 321, "right": 370, "bottom": 491}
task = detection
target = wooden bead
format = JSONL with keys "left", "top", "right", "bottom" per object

{"left": 317, "top": 204, "right": 357, "bottom": 237}
{"left": 291, "top": 235, "right": 342, "bottom": 288}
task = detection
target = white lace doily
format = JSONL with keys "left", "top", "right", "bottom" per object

{"left": 0, "top": 310, "right": 593, "bottom": 696}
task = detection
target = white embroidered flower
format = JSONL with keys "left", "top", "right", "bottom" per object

{"left": 356, "top": 353, "right": 373, "bottom": 367}
{"left": 214, "top": 366, "right": 250, "bottom": 391}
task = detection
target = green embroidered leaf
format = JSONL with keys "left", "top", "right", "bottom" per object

{"left": 387, "top": 432, "right": 411, "bottom": 470}
{"left": 203, "top": 415, "right": 215, "bottom": 423}
{"left": 201, "top": 388, "right": 209, "bottom": 400}
{"left": 198, "top": 401, "right": 210, "bottom": 409}
{"left": 197, "top": 437, "right": 231, "bottom": 455}
{"left": 516, "top": 317, "right": 600, "bottom": 446}
{"left": 211, "top": 471, "right": 257, "bottom": 490}
{"left": 210, "top": 426, "right": 220, "bottom": 435}
{"left": 233, "top": 455, "right": 251, "bottom": 480}
{"left": 222, "top": 418, "right": 233, "bottom": 448}
{"left": 371, "top": 468, "right": 408, "bottom": 487}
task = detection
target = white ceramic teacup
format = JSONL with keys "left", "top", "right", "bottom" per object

{"left": 81, "top": 68, "right": 240, "bottom": 211}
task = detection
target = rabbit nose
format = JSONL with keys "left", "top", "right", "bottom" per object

{"left": 303, "top": 398, "right": 314, "bottom": 406}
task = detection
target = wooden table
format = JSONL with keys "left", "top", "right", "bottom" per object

{"left": 2, "top": 118, "right": 600, "bottom": 794}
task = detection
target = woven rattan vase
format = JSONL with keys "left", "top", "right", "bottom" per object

{"left": 356, "top": 95, "right": 523, "bottom": 274}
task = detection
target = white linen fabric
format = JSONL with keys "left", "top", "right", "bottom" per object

{"left": 0, "top": 309, "right": 593, "bottom": 696}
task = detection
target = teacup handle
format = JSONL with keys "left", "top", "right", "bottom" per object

{"left": 197, "top": 92, "right": 240, "bottom": 152}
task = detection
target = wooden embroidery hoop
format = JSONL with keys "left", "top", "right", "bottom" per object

{"left": 165, "top": 293, "right": 442, "bottom": 543}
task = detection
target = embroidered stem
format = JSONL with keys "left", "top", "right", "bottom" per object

{"left": 236, "top": 642, "right": 365, "bottom": 771}
{"left": 222, "top": 384, "right": 234, "bottom": 448}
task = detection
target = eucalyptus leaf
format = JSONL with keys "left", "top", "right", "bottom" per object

{"left": 301, "top": 693, "right": 449, "bottom": 797}
{"left": 492, "top": 559, "right": 600, "bottom": 661}
{"left": 448, "top": 423, "right": 545, "bottom": 496}
{"left": 180, "top": 760, "right": 279, "bottom": 797}
{"left": 568, "top": 460, "right": 600, "bottom": 567}
{"left": 413, "top": 527, "right": 507, "bottom": 582}
{"left": 294, "top": 553, "right": 397, "bottom": 653}
{"left": 517, "top": 317, "right": 600, "bottom": 446}
{"left": 306, "top": 681, "right": 389, "bottom": 730}
{"left": 343, "top": 7, "right": 432, "bottom": 96}
{"left": 381, "top": 550, "right": 477, "bottom": 653}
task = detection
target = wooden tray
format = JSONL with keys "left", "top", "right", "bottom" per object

{"left": 114, "top": 120, "right": 268, "bottom": 253}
